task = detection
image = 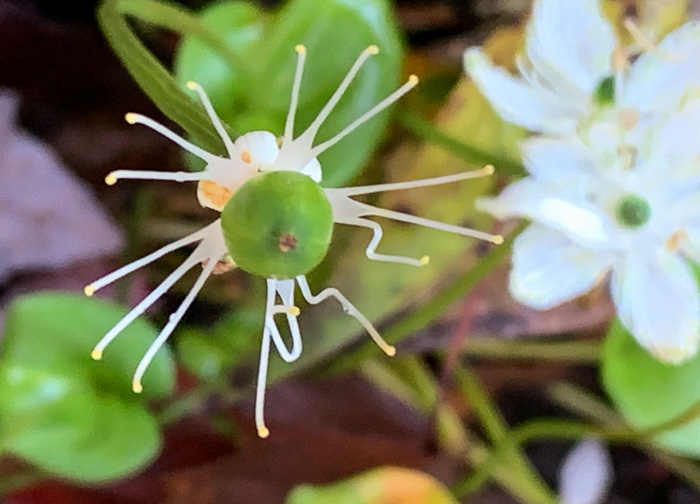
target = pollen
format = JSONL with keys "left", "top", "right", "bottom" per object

{"left": 197, "top": 179, "right": 233, "bottom": 211}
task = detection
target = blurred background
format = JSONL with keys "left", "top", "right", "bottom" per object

{"left": 1, "top": 0, "right": 699, "bottom": 503}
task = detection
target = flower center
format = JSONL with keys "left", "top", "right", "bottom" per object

{"left": 220, "top": 170, "right": 334, "bottom": 279}
{"left": 615, "top": 194, "right": 651, "bottom": 228}
{"left": 593, "top": 75, "right": 615, "bottom": 107}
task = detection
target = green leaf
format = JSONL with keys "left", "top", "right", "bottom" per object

{"left": 0, "top": 293, "right": 175, "bottom": 481}
{"left": 97, "top": 0, "right": 234, "bottom": 155}
{"left": 602, "top": 318, "right": 700, "bottom": 457}
{"left": 173, "top": 0, "right": 404, "bottom": 185}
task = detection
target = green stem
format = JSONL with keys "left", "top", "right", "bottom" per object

{"left": 398, "top": 110, "right": 526, "bottom": 177}
{"left": 463, "top": 338, "right": 600, "bottom": 363}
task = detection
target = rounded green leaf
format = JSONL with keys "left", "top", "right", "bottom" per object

{"left": 602, "top": 318, "right": 700, "bottom": 457}
{"left": 0, "top": 292, "right": 176, "bottom": 481}
{"left": 174, "top": 1, "right": 267, "bottom": 113}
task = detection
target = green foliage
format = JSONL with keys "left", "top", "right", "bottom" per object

{"left": 0, "top": 293, "right": 175, "bottom": 481}
{"left": 173, "top": 0, "right": 404, "bottom": 186}
{"left": 603, "top": 318, "right": 700, "bottom": 457}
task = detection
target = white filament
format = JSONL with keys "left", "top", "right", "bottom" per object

{"left": 310, "top": 75, "right": 419, "bottom": 157}
{"left": 132, "top": 256, "right": 218, "bottom": 393}
{"left": 284, "top": 46, "right": 307, "bottom": 143}
{"left": 106, "top": 170, "right": 209, "bottom": 185}
{"left": 295, "top": 46, "right": 378, "bottom": 149}
{"left": 85, "top": 223, "right": 213, "bottom": 295}
{"left": 186, "top": 81, "right": 236, "bottom": 158}
{"left": 125, "top": 113, "right": 216, "bottom": 163}
{"left": 265, "top": 279, "right": 303, "bottom": 363}
{"left": 296, "top": 275, "right": 395, "bottom": 356}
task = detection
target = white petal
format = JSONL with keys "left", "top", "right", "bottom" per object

{"left": 509, "top": 225, "right": 610, "bottom": 310}
{"left": 611, "top": 249, "right": 700, "bottom": 363}
{"left": 521, "top": 137, "right": 598, "bottom": 182}
{"left": 299, "top": 157, "right": 322, "bottom": 183}
{"left": 463, "top": 48, "right": 577, "bottom": 134}
{"left": 558, "top": 439, "right": 613, "bottom": 504}
{"left": 527, "top": 0, "right": 616, "bottom": 95}
{"left": 625, "top": 22, "right": 700, "bottom": 113}
{"left": 233, "top": 131, "right": 279, "bottom": 167}
{"left": 646, "top": 95, "right": 700, "bottom": 173}
{"left": 477, "top": 179, "right": 615, "bottom": 249}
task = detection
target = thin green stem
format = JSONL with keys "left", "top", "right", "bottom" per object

{"left": 463, "top": 338, "right": 600, "bottom": 363}
{"left": 398, "top": 110, "right": 526, "bottom": 177}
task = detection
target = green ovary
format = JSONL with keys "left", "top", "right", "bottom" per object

{"left": 615, "top": 194, "right": 651, "bottom": 229}
{"left": 221, "top": 171, "right": 334, "bottom": 279}
{"left": 593, "top": 75, "right": 615, "bottom": 107}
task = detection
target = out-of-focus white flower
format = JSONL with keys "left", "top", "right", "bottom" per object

{"left": 463, "top": 0, "right": 700, "bottom": 141}
{"left": 558, "top": 439, "right": 612, "bottom": 504}
{"left": 478, "top": 94, "right": 700, "bottom": 363}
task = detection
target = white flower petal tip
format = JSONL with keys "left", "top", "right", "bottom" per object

{"left": 257, "top": 426, "right": 270, "bottom": 439}
{"left": 558, "top": 438, "right": 612, "bottom": 504}
{"left": 90, "top": 348, "right": 103, "bottom": 361}
{"left": 462, "top": 47, "right": 486, "bottom": 73}
{"left": 649, "top": 342, "right": 699, "bottom": 365}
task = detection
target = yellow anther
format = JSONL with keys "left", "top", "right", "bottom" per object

{"left": 84, "top": 284, "right": 95, "bottom": 297}
{"left": 288, "top": 306, "right": 301, "bottom": 316}
{"left": 185, "top": 80, "right": 198, "bottom": 90}
{"left": 419, "top": 255, "right": 430, "bottom": 265}
{"left": 132, "top": 381, "right": 143, "bottom": 394}
{"left": 491, "top": 235, "right": 505, "bottom": 245}
{"left": 91, "top": 349, "right": 103, "bottom": 361}
{"left": 483, "top": 164, "right": 496, "bottom": 175}
{"left": 407, "top": 74, "right": 419, "bottom": 86}
{"left": 294, "top": 44, "right": 306, "bottom": 54}
{"left": 125, "top": 113, "right": 137, "bottom": 124}
{"left": 385, "top": 345, "right": 397, "bottom": 357}
{"left": 240, "top": 151, "right": 252, "bottom": 163}
{"left": 366, "top": 45, "right": 379, "bottom": 55}
{"left": 105, "top": 173, "right": 117, "bottom": 186}
{"left": 258, "top": 426, "right": 270, "bottom": 439}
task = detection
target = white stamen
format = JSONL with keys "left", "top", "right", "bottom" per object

{"left": 296, "top": 45, "right": 379, "bottom": 148}
{"left": 296, "top": 275, "right": 396, "bottom": 356}
{"left": 284, "top": 45, "right": 307, "bottom": 143}
{"left": 125, "top": 113, "right": 216, "bottom": 163}
{"left": 265, "top": 279, "right": 303, "bottom": 363}
{"left": 255, "top": 285, "right": 276, "bottom": 439}
{"left": 336, "top": 216, "right": 429, "bottom": 267}
{"left": 132, "top": 255, "right": 218, "bottom": 394}
{"left": 105, "top": 170, "right": 209, "bottom": 185}
{"left": 310, "top": 75, "right": 419, "bottom": 157}
{"left": 84, "top": 224, "right": 213, "bottom": 295}
{"left": 186, "top": 81, "right": 236, "bottom": 159}
{"left": 333, "top": 165, "right": 494, "bottom": 197}
{"left": 91, "top": 246, "right": 207, "bottom": 361}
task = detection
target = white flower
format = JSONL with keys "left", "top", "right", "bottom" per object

{"left": 463, "top": 0, "right": 700, "bottom": 140}
{"left": 478, "top": 95, "right": 700, "bottom": 364}
{"left": 86, "top": 45, "right": 500, "bottom": 438}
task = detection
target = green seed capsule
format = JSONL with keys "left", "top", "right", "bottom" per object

{"left": 221, "top": 171, "right": 334, "bottom": 279}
